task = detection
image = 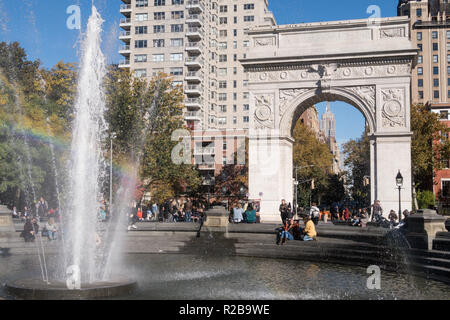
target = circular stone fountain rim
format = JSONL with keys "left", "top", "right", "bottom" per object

{"left": 5, "top": 278, "right": 137, "bottom": 299}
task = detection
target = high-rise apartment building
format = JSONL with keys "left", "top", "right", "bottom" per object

{"left": 119, "top": 0, "right": 276, "bottom": 132}
{"left": 398, "top": 0, "right": 450, "bottom": 210}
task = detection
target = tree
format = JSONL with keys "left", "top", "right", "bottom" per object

{"left": 342, "top": 128, "right": 371, "bottom": 208}
{"left": 104, "top": 69, "right": 201, "bottom": 202}
{"left": 410, "top": 103, "right": 450, "bottom": 191}
{"left": 214, "top": 138, "right": 248, "bottom": 198}
{"left": 292, "top": 120, "right": 334, "bottom": 206}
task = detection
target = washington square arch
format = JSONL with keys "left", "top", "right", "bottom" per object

{"left": 241, "top": 16, "right": 418, "bottom": 222}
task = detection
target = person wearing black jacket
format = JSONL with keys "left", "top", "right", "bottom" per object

{"left": 279, "top": 199, "right": 289, "bottom": 224}
{"left": 21, "top": 218, "right": 39, "bottom": 242}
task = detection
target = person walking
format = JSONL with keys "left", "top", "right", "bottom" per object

{"left": 310, "top": 202, "right": 320, "bottom": 226}
{"left": 36, "top": 197, "right": 48, "bottom": 219}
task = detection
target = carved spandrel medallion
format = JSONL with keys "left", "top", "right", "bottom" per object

{"left": 254, "top": 94, "right": 275, "bottom": 129}
{"left": 381, "top": 88, "right": 405, "bottom": 128}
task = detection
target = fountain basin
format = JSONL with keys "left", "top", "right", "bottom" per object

{"left": 5, "top": 277, "right": 137, "bottom": 299}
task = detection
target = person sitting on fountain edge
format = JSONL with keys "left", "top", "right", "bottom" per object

{"left": 276, "top": 218, "right": 295, "bottom": 245}
{"left": 21, "top": 217, "right": 39, "bottom": 242}
{"left": 301, "top": 215, "right": 317, "bottom": 241}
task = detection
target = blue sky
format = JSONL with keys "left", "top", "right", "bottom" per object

{"left": 0, "top": 0, "right": 398, "bottom": 144}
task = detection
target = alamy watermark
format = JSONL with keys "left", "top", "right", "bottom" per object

{"left": 66, "top": 5, "right": 81, "bottom": 30}
{"left": 366, "top": 265, "right": 381, "bottom": 290}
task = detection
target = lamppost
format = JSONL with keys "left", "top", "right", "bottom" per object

{"left": 396, "top": 170, "right": 404, "bottom": 222}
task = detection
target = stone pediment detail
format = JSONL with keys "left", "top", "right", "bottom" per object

{"left": 346, "top": 86, "right": 376, "bottom": 113}
{"left": 381, "top": 88, "right": 405, "bottom": 128}
{"left": 249, "top": 63, "right": 411, "bottom": 83}
{"left": 254, "top": 93, "right": 275, "bottom": 129}
{"left": 279, "top": 89, "right": 309, "bottom": 118}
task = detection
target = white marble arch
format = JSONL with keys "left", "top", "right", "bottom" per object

{"left": 241, "top": 17, "right": 418, "bottom": 222}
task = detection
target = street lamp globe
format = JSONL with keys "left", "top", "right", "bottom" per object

{"left": 396, "top": 170, "right": 403, "bottom": 187}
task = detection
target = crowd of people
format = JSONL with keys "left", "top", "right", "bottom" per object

{"left": 14, "top": 195, "right": 414, "bottom": 243}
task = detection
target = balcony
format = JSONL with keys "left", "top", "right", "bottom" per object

{"left": 119, "top": 45, "right": 131, "bottom": 56}
{"left": 185, "top": 71, "right": 202, "bottom": 82}
{"left": 186, "top": 27, "right": 202, "bottom": 40}
{"left": 185, "top": 57, "right": 203, "bottom": 68}
{"left": 185, "top": 111, "right": 202, "bottom": 121}
{"left": 119, "top": 31, "right": 131, "bottom": 41}
{"left": 118, "top": 60, "right": 130, "bottom": 68}
{"left": 120, "top": 18, "right": 131, "bottom": 29}
{"left": 186, "top": 0, "right": 204, "bottom": 13}
{"left": 186, "top": 14, "right": 203, "bottom": 26}
{"left": 185, "top": 85, "right": 202, "bottom": 95}
{"left": 120, "top": 4, "right": 132, "bottom": 15}
{"left": 185, "top": 98, "right": 202, "bottom": 109}
{"left": 185, "top": 42, "right": 202, "bottom": 54}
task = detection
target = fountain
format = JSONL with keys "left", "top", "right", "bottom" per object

{"left": 5, "top": 6, "right": 136, "bottom": 299}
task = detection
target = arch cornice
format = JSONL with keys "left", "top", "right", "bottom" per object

{"left": 279, "top": 86, "right": 376, "bottom": 137}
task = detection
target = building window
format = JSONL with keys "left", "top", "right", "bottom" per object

{"left": 442, "top": 180, "right": 450, "bottom": 197}
{"left": 135, "top": 40, "right": 147, "bottom": 48}
{"left": 243, "top": 104, "right": 250, "bottom": 111}
{"left": 135, "top": 13, "right": 148, "bottom": 21}
{"left": 219, "top": 5, "right": 228, "bottom": 13}
{"left": 171, "top": 11, "right": 184, "bottom": 19}
{"left": 219, "top": 81, "right": 227, "bottom": 89}
{"left": 417, "top": 32, "right": 422, "bottom": 41}
{"left": 170, "top": 53, "right": 183, "bottom": 61}
{"left": 447, "top": 31, "right": 450, "bottom": 40}
{"left": 418, "top": 79, "right": 423, "bottom": 87}
{"left": 171, "top": 24, "right": 184, "bottom": 32}
{"left": 152, "top": 54, "right": 165, "bottom": 62}
{"left": 134, "top": 54, "right": 147, "bottom": 63}
{"left": 434, "top": 79, "right": 440, "bottom": 87}
{"left": 135, "top": 26, "right": 148, "bottom": 34}
{"left": 244, "top": 16, "right": 255, "bottom": 22}
{"left": 154, "top": 25, "right": 165, "bottom": 33}
{"left": 171, "top": 38, "right": 184, "bottom": 47}
{"left": 170, "top": 67, "right": 183, "bottom": 76}
{"left": 418, "top": 44, "right": 423, "bottom": 51}
{"left": 434, "top": 90, "right": 440, "bottom": 98}
{"left": 418, "top": 67, "right": 423, "bottom": 75}
{"left": 434, "top": 66, "right": 439, "bottom": 75}
{"left": 419, "top": 91, "right": 424, "bottom": 99}
{"left": 441, "top": 110, "right": 449, "bottom": 120}
{"left": 433, "top": 43, "right": 439, "bottom": 51}
{"left": 134, "top": 69, "right": 147, "bottom": 78}
{"left": 154, "top": 12, "right": 165, "bottom": 20}
{"left": 418, "top": 55, "right": 423, "bottom": 64}
{"left": 432, "top": 31, "right": 438, "bottom": 39}
{"left": 153, "top": 39, "right": 165, "bottom": 47}
{"left": 154, "top": 0, "right": 165, "bottom": 5}
{"left": 136, "top": 0, "right": 149, "bottom": 7}
{"left": 172, "top": 0, "right": 184, "bottom": 4}
{"left": 244, "top": 4, "right": 255, "bottom": 10}
{"left": 434, "top": 55, "right": 439, "bottom": 63}
{"left": 243, "top": 116, "right": 249, "bottom": 123}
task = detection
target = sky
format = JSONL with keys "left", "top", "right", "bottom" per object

{"left": 0, "top": 0, "right": 399, "bottom": 144}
